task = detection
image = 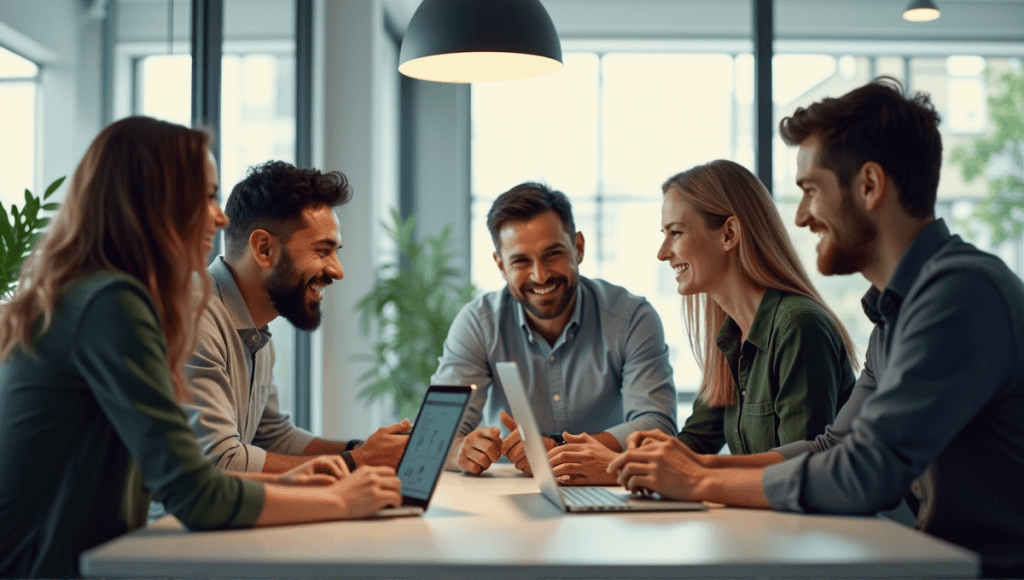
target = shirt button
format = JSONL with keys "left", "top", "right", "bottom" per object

{"left": 549, "top": 355, "right": 555, "bottom": 362}
{"left": 553, "top": 395, "right": 561, "bottom": 402}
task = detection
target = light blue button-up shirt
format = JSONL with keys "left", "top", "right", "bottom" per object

{"left": 431, "top": 276, "right": 677, "bottom": 448}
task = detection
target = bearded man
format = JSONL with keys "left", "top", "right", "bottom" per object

{"left": 184, "top": 161, "right": 408, "bottom": 475}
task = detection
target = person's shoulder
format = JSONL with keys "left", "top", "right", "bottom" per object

{"left": 774, "top": 290, "right": 832, "bottom": 321}
{"left": 921, "top": 236, "right": 1024, "bottom": 303}
{"left": 583, "top": 277, "right": 652, "bottom": 318}
{"left": 455, "top": 286, "right": 508, "bottom": 319}
{"left": 64, "top": 270, "right": 155, "bottom": 316}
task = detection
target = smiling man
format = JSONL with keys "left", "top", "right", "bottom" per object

{"left": 184, "top": 161, "right": 409, "bottom": 476}
{"left": 609, "top": 78, "right": 1024, "bottom": 578}
{"left": 432, "top": 182, "right": 676, "bottom": 480}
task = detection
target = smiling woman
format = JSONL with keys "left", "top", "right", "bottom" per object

{"left": 659, "top": 160, "right": 859, "bottom": 456}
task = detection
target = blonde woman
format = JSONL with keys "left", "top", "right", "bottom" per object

{"left": 658, "top": 159, "right": 857, "bottom": 456}
{"left": 549, "top": 159, "right": 856, "bottom": 484}
{"left": 0, "top": 117, "right": 400, "bottom": 578}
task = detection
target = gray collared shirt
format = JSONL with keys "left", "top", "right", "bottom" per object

{"left": 763, "top": 220, "right": 1024, "bottom": 570}
{"left": 182, "top": 257, "right": 315, "bottom": 472}
{"left": 431, "top": 276, "right": 677, "bottom": 448}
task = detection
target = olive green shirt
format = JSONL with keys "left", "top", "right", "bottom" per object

{"left": 0, "top": 271, "right": 263, "bottom": 578}
{"left": 678, "top": 288, "right": 856, "bottom": 455}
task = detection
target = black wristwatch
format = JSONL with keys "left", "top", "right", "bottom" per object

{"left": 340, "top": 450, "right": 357, "bottom": 472}
{"left": 345, "top": 439, "right": 363, "bottom": 451}
{"left": 549, "top": 433, "right": 567, "bottom": 446}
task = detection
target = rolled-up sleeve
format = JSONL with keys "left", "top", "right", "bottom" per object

{"left": 431, "top": 303, "right": 494, "bottom": 436}
{"left": 764, "top": 272, "right": 1011, "bottom": 514}
{"left": 606, "top": 301, "right": 677, "bottom": 448}
{"left": 74, "top": 285, "right": 263, "bottom": 529}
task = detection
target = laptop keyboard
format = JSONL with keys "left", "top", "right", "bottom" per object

{"left": 562, "top": 486, "right": 628, "bottom": 507}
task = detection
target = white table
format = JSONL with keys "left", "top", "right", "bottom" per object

{"left": 81, "top": 465, "right": 979, "bottom": 579}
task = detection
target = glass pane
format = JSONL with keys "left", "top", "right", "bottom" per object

{"left": 0, "top": 83, "right": 35, "bottom": 211}
{"left": 602, "top": 53, "right": 738, "bottom": 197}
{"left": 471, "top": 53, "right": 600, "bottom": 199}
{"left": 0, "top": 45, "right": 39, "bottom": 78}
{"left": 138, "top": 54, "right": 192, "bottom": 126}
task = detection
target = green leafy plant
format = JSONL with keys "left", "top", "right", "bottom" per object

{"left": 949, "top": 67, "right": 1024, "bottom": 245}
{"left": 355, "top": 209, "right": 477, "bottom": 419}
{"left": 0, "top": 177, "right": 64, "bottom": 299}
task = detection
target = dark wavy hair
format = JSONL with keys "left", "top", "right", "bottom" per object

{"left": 224, "top": 160, "right": 352, "bottom": 260}
{"left": 486, "top": 182, "right": 576, "bottom": 252}
{"left": 778, "top": 76, "right": 942, "bottom": 219}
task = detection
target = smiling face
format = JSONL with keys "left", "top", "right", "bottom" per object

{"left": 494, "top": 210, "right": 583, "bottom": 325}
{"left": 202, "top": 149, "right": 229, "bottom": 257}
{"left": 264, "top": 205, "right": 343, "bottom": 330}
{"left": 657, "top": 188, "right": 729, "bottom": 296}
{"left": 794, "top": 135, "right": 877, "bottom": 276}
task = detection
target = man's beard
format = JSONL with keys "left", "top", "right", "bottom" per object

{"left": 818, "top": 187, "right": 877, "bottom": 276}
{"left": 516, "top": 275, "right": 577, "bottom": 320}
{"left": 265, "top": 252, "right": 329, "bottom": 331}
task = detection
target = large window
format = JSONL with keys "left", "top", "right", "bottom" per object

{"left": 0, "top": 45, "right": 40, "bottom": 211}
{"left": 472, "top": 49, "right": 1024, "bottom": 418}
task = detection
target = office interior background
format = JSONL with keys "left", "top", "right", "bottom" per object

{"left": 1, "top": 0, "right": 1022, "bottom": 440}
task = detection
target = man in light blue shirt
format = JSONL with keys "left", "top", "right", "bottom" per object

{"left": 432, "top": 182, "right": 676, "bottom": 482}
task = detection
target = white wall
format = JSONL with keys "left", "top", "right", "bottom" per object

{"left": 0, "top": 0, "right": 104, "bottom": 199}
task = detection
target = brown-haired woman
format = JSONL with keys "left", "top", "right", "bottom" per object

{"left": 658, "top": 159, "right": 857, "bottom": 456}
{"left": 0, "top": 116, "right": 400, "bottom": 578}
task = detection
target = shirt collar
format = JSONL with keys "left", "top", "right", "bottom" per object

{"left": 515, "top": 281, "right": 584, "bottom": 344}
{"left": 209, "top": 257, "right": 272, "bottom": 354}
{"left": 715, "top": 286, "right": 782, "bottom": 353}
{"left": 862, "top": 218, "right": 951, "bottom": 325}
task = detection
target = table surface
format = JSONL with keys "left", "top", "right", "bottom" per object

{"left": 81, "top": 465, "right": 979, "bottom": 579}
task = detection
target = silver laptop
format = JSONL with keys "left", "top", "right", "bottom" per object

{"left": 373, "top": 384, "right": 476, "bottom": 517}
{"left": 495, "top": 361, "right": 707, "bottom": 513}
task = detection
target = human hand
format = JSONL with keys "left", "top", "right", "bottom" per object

{"left": 350, "top": 418, "right": 412, "bottom": 469}
{"left": 277, "top": 455, "right": 349, "bottom": 486}
{"left": 607, "top": 432, "right": 705, "bottom": 500}
{"left": 457, "top": 425, "right": 502, "bottom": 474}
{"left": 625, "top": 429, "right": 712, "bottom": 468}
{"left": 331, "top": 466, "right": 403, "bottom": 519}
{"left": 548, "top": 432, "right": 620, "bottom": 485}
{"left": 499, "top": 411, "right": 555, "bottom": 476}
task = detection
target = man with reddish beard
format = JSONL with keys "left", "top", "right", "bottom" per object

{"left": 433, "top": 182, "right": 676, "bottom": 482}
{"left": 184, "top": 161, "right": 409, "bottom": 476}
{"left": 609, "top": 78, "right": 1024, "bottom": 578}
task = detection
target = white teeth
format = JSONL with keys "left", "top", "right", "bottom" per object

{"left": 532, "top": 284, "right": 556, "bottom": 295}
{"left": 310, "top": 286, "right": 323, "bottom": 297}
{"left": 673, "top": 265, "right": 689, "bottom": 275}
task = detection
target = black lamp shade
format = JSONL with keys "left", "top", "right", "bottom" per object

{"left": 399, "top": 0, "right": 563, "bottom": 83}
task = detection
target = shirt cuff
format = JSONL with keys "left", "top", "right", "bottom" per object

{"left": 773, "top": 440, "right": 815, "bottom": 460}
{"left": 762, "top": 451, "right": 811, "bottom": 512}
{"left": 604, "top": 423, "right": 635, "bottom": 450}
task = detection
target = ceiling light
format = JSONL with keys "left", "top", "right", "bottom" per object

{"left": 903, "top": 0, "right": 941, "bottom": 22}
{"left": 399, "top": 0, "right": 563, "bottom": 83}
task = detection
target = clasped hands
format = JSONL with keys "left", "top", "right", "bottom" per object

{"left": 456, "top": 411, "right": 621, "bottom": 485}
{"left": 606, "top": 429, "right": 709, "bottom": 500}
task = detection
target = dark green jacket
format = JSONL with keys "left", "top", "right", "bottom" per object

{"left": 0, "top": 271, "right": 263, "bottom": 578}
{"left": 678, "top": 288, "right": 856, "bottom": 455}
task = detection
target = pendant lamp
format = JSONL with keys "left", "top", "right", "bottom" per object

{"left": 903, "top": 0, "right": 941, "bottom": 22}
{"left": 399, "top": 0, "right": 563, "bottom": 83}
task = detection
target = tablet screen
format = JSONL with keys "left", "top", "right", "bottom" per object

{"left": 397, "top": 387, "right": 472, "bottom": 503}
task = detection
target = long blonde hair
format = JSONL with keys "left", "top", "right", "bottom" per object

{"left": 663, "top": 159, "right": 859, "bottom": 408}
{"left": 0, "top": 116, "right": 212, "bottom": 401}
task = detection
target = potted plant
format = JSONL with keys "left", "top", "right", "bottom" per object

{"left": 1, "top": 177, "right": 64, "bottom": 299}
{"left": 355, "top": 209, "right": 477, "bottom": 419}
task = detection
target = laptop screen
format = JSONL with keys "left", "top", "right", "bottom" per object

{"left": 396, "top": 386, "right": 473, "bottom": 505}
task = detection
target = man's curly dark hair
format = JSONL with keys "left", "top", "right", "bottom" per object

{"left": 223, "top": 160, "right": 352, "bottom": 260}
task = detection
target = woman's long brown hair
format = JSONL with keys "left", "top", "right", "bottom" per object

{"left": 0, "top": 116, "right": 212, "bottom": 401}
{"left": 663, "top": 159, "right": 859, "bottom": 408}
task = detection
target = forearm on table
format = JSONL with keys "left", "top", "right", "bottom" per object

{"left": 253, "top": 483, "right": 345, "bottom": 526}
{"left": 703, "top": 450, "right": 785, "bottom": 469}
{"left": 696, "top": 465, "right": 772, "bottom": 509}
{"left": 262, "top": 450, "right": 325, "bottom": 473}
